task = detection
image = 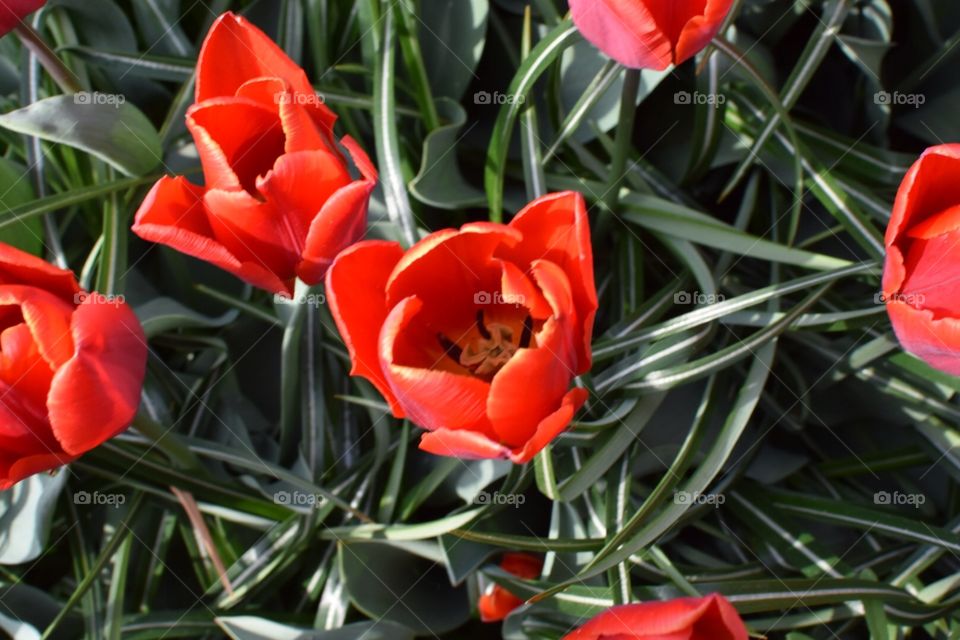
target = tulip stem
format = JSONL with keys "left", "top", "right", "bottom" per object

{"left": 13, "top": 21, "right": 83, "bottom": 95}
{"left": 131, "top": 411, "right": 204, "bottom": 471}
{"left": 599, "top": 67, "right": 641, "bottom": 235}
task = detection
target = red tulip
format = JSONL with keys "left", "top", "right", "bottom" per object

{"left": 0, "top": 0, "right": 45, "bottom": 36}
{"left": 569, "top": 0, "right": 735, "bottom": 70}
{"left": 132, "top": 12, "right": 376, "bottom": 297}
{"left": 883, "top": 144, "right": 960, "bottom": 375}
{"left": 0, "top": 244, "right": 147, "bottom": 489}
{"left": 478, "top": 553, "right": 543, "bottom": 622}
{"left": 326, "top": 191, "right": 597, "bottom": 463}
{"left": 563, "top": 594, "right": 748, "bottom": 640}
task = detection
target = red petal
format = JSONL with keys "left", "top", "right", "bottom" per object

{"left": 887, "top": 301, "right": 960, "bottom": 376}
{"left": 478, "top": 585, "right": 525, "bottom": 623}
{"left": 419, "top": 428, "right": 510, "bottom": 460}
{"left": 0, "top": 324, "right": 54, "bottom": 419}
{"left": 256, "top": 149, "right": 352, "bottom": 252}
{"left": 0, "top": 453, "right": 74, "bottom": 491}
{"left": 0, "top": 0, "right": 45, "bottom": 36}
{"left": 563, "top": 594, "right": 747, "bottom": 640}
{"left": 569, "top": 0, "right": 674, "bottom": 70}
{"left": 503, "top": 192, "right": 597, "bottom": 373}
{"left": 673, "top": 0, "right": 736, "bottom": 65}
{"left": 47, "top": 297, "right": 147, "bottom": 456}
{"left": 187, "top": 98, "right": 286, "bottom": 193}
{"left": 297, "top": 139, "right": 377, "bottom": 283}
{"left": 196, "top": 12, "right": 316, "bottom": 102}
{"left": 385, "top": 225, "right": 521, "bottom": 332}
{"left": 326, "top": 241, "right": 405, "bottom": 414}
{"left": 0, "top": 243, "right": 79, "bottom": 302}
{"left": 500, "top": 553, "right": 543, "bottom": 579}
{"left": 886, "top": 145, "right": 960, "bottom": 248}
{"left": 132, "top": 177, "right": 290, "bottom": 295}
{"left": 0, "top": 285, "right": 75, "bottom": 369}
{"left": 381, "top": 297, "right": 493, "bottom": 434}
{"left": 509, "top": 388, "right": 587, "bottom": 464}
{"left": 298, "top": 181, "right": 372, "bottom": 284}
{"left": 898, "top": 228, "right": 960, "bottom": 315}
{"left": 204, "top": 187, "right": 300, "bottom": 280}
{"left": 907, "top": 203, "right": 960, "bottom": 239}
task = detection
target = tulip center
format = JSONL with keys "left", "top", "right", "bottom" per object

{"left": 438, "top": 310, "right": 533, "bottom": 378}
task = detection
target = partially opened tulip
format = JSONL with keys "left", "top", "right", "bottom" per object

{"left": 478, "top": 553, "right": 542, "bottom": 622}
{"left": 570, "top": 0, "right": 735, "bottom": 70}
{"left": 133, "top": 12, "right": 376, "bottom": 297}
{"left": 326, "top": 191, "right": 597, "bottom": 463}
{"left": 0, "top": 0, "right": 45, "bottom": 36}
{"left": 563, "top": 594, "right": 748, "bottom": 640}
{"left": 0, "top": 243, "right": 147, "bottom": 490}
{"left": 883, "top": 144, "right": 960, "bottom": 375}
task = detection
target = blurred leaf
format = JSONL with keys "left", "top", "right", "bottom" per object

{"left": 418, "top": 0, "right": 489, "bottom": 100}
{"left": 0, "top": 471, "right": 66, "bottom": 565}
{"left": 338, "top": 542, "right": 469, "bottom": 635}
{"left": 0, "top": 157, "right": 41, "bottom": 255}
{"left": 0, "top": 96, "right": 162, "bottom": 176}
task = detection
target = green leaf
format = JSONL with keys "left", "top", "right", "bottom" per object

{"left": 409, "top": 99, "right": 485, "bottom": 209}
{"left": 339, "top": 542, "right": 469, "bottom": 635}
{"left": 0, "top": 95, "right": 162, "bottom": 176}
{"left": 0, "top": 157, "right": 41, "bottom": 255}
{"left": 0, "top": 472, "right": 66, "bottom": 565}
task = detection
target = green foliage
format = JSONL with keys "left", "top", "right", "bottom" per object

{"left": 0, "top": 0, "right": 959, "bottom": 638}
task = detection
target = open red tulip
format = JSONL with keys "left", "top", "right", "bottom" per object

{"left": 883, "top": 144, "right": 960, "bottom": 375}
{"left": 0, "top": 243, "right": 147, "bottom": 489}
{"left": 478, "top": 553, "right": 543, "bottom": 622}
{"left": 569, "top": 0, "right": 735, "bottom": 70}
{"left": 326, "top": 191, "right": 597, "bottom": 463}
{"left": 0, "top": 0, "right": 45, "bottom": 36}
{"left": 563, "top": 594, "right": 748, "bottom": 640}
{"left": 132, "top": 12, "right": 376, "bottom": 297}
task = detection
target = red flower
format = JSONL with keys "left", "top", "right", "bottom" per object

{"left": 883, "top": 144, "right": 960, "bottom": 375}
{"left": 132, "top": 12, "right": 376, "bottom": 297}
{"left": 563, "top": 594, "right": 748, "bottom": 640}
{"left": 326, "top": 191, "right": 596, "bottom": 463}
{"left": 0, "top": 0, "right": 45, "bottom": 36}
{"left": 0, "top": 244, "right": 147, "bottom": 489}
{"left": 478, "top": 553, "right": 542, "bottom": 622}
{"left": 569, "top": 0, "right": 735, "bottom": 70}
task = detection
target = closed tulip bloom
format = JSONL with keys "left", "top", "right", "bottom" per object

{"left": 570, "top": 0, "right": 735, "bottom": 70}
{"left": 133, "top": 12, "right": 376, "bottom": 297}
{"left": 326, "top": 192, "right": 597, "bottom": 463}
{"left": 0, "top": 0, "right": 45, "bottom": 36}
{"left": 884, "top": 144, "right": 960, "bottom": 375}
{"left": 563, "top": 594, "right": 748, "bottom": 640}
{"left": 478, "top": 553, "right": 542, "bottom": 622}
{"left": 0, "top": 244, "right": 147, "bottom": 489}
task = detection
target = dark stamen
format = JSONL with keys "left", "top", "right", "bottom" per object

{"left": 437, "top": 333, "right": 463, "bottom": 362}
{"left": 519, "top": 314, "right": 533, "bottom": 348}
{"left": 476, "top": 310, "right": 492, "bottom": 339}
